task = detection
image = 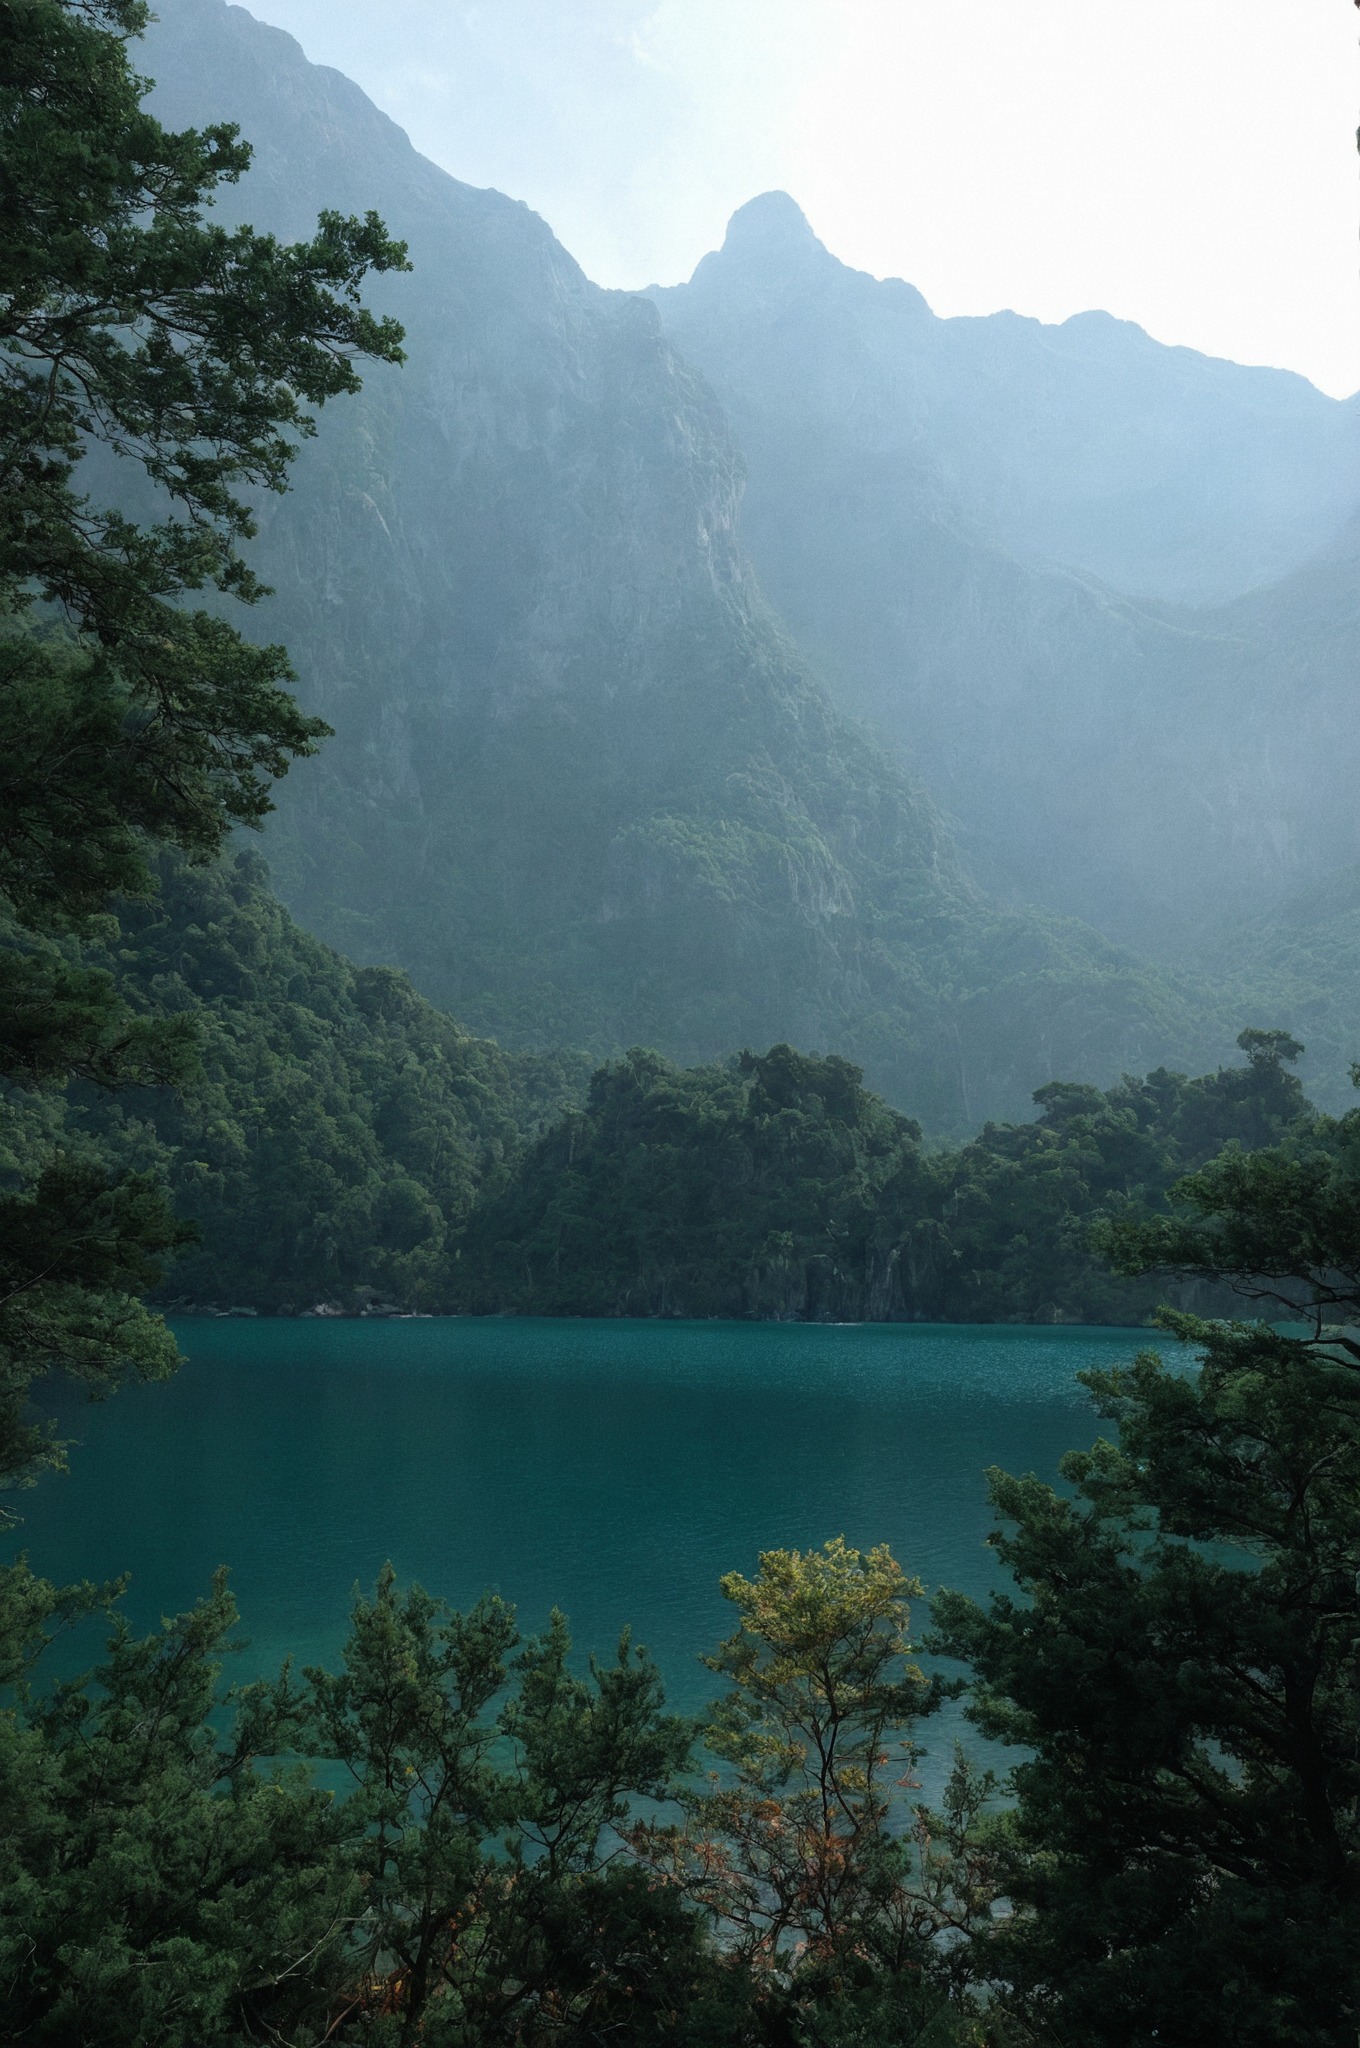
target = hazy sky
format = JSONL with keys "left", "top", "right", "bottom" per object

{"left": 232, "top": 0, "right": 1357, "bottom": 397}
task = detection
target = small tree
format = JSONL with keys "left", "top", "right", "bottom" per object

{"left": 296, "top": 1569, "right": 703, "bottom": 2044}
{"left": 693, "top": 1538, "right": 934, "bottom": 1967}
{"left": 632, "top": 1537, "right": 1001, "bottom": 2042}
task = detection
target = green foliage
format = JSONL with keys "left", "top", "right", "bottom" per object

{"left": 0, "top": 1557, "right": 755, "bottom": 2044}
{"left": 0, "top": 1558, "right": 354, "bottom": 2045}
{"left": 0, "top": 0, "right": 406, "bottom": 920}
{"left": 4, "top": 861, "right": 1313, "bottom": 1350}
{"left": 0, "top": 909, "right": 200, "bottom": 1486}
{"left": 461, "top": 1029, "right": 1312, "bottom": 1324}
{"left": 294, "top": 1568, "right": 706, "bottom": 2041}
{"left": 1096, "top": 1053, "right": 1360, "bottom": 1336}
{"left": 0, "top": 1544, "right": 1011, "bottom": 2045}
{"left": 462, "top": 1042, "right": 922, "bottom": 1319}
{"left": 630, "top": 1539, "right": 1001, "bottom": 2041}
{"left": 64, "top": 848, "right": 586, "bottom": 1314}
{"left": 932, "top": 1097, "right": 1360, "bottom": 2045}
{"left": 0, "top": 1154, "right": 187, "bottom": 1488}
{"left": 0, "top": 0, "right": 406, "bottom": 1483}
{"left": 662, "top": 1539, "right": 938, "bottom": 1964}
{"left": 914, "top": 1025, "right": 1310, "bottom": 1322}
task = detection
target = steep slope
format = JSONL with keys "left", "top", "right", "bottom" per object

{"left": 131, "top": 0, "right": 1230, "bottom": 1129}
{"left": 650, "top": 193, "right": 1358, "bottom": 606}
{"left": 9, "top": 851, "right": 586, "bottom": 1314}
{"left": 1216, "top": 854, "right": 1360, "bottom": 1099}
{"left": 647, "top": 198, "right": 1360, "bottom": 960}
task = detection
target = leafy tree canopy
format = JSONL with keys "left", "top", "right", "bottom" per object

{"left": 459, "top": 1027, "right": 1314, "bottom": 1325}
{"left": 1, "top": 1544, "right": 1008, "bottom": 2044}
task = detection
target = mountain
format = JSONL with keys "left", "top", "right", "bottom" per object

{"left": 647, "top": 197, "right": 1360, "bottom": 965}
{"left": 128, "top": 0, "right": 1230, "bottom": 1130}
{"left": 651, "top": 192, "right": 1358, "bottom": 607}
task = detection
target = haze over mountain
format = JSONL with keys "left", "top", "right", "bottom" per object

{"left": 649, "top": 196, "right": 1360, "bottom": 974}
{"left": 653, "top": 193, "right": 1358, "bottom": 608}
{"left": 127, "top": 0, "right": 1248, "bottom": 1131}
{"left": 127, "top": 0, "right": 1360, "bottom": 1126}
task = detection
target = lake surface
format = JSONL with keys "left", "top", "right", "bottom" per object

{"left": 15, "top": 1319, "right": 1171, "bottom": 1774}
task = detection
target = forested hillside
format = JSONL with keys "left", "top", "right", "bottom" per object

{"left": 128, "top": 0, "right": 1237, "bottom": 1129}
{"left": 12, "top": 849, "right": 1307, "bottom": 1323}
{"left": 459, "top": 1030, "right": 1310, "bottom": 1326}
{"left": 649, "top": 196, "right": 1360, "bottom": 990}
{"left": 8, "top": 852, "right": 584, "bottom": 1316}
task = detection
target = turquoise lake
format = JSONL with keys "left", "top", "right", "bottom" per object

{"left": 14, "top": 1319, "right": 1171, "bottom": 1772}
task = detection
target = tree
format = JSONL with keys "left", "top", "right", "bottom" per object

{"left": 291, "top": 1568, "right": 708, "bottom": 2044}
{"left": 0, "top": 1561, "right": 354, "bottom": 2044}
{"left": 693, "top": 1538, "right": 936, "bottom": 1969}
{"left": 1, "top": 0, "right": 407, "bottom": 920}
{"left": 933, "top": 1082, "right": 1360, "bottom": 2046}
{"left": 0, "top": 0, "right": 406, "bottom": 1487}
{"left": 0, "top": 1561, "right": 738, "bottom": 2046}
{"left": 633, "top": 1538, "right": 999, "bottom": 2041}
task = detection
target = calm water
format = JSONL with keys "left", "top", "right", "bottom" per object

{"left": 14, "top": 1319, "right": 1170, "bottom": 1767}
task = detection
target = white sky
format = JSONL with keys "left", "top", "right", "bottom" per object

{"left": 226, "top": 0, "right": 1358, "bottom": 397}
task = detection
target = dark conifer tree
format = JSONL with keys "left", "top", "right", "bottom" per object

{"left": 0, "top": 0, "right": 406, "bottom": 1484}
{"left": 934, "top": 1070, "right": 1360, "bottom": 2045}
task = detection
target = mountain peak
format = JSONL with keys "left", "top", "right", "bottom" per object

{"left": 721, "top": 191, "right": 822, "bottom": 257}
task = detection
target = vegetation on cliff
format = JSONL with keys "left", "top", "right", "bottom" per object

{"left": 649, "top": 195, "right": 1360, "bottom": 1017}
{"left": 136, "top": 0, "right": 1237, "bottom": 1131}
{"left": 54, "top": 850, "right": 585, "bottom": 1316}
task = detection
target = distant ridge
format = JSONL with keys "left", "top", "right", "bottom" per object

{"left": 651, "top": 193, "right": 1358, "bottom": 604}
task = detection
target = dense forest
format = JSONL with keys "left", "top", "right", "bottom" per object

{"left": 40, "top": 849, "right": 586, "bottom": 1314}
{"left": 15, "top": 836, "right": 1314, "bottom": 1322}
{"left": 4, "top": 2, "right": 1359, "bottom": 2042}
{"left": 459, "top": 1027, "right": 1310, "bottom": 1324}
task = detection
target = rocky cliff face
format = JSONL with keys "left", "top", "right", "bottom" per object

{"left": 648, "top": 197, "right": 1360, "bottom": 960}
{"left": 134, "top": 0, "right": 1229, "bottom": 1128}
{"left": 652, "top": 193, "right": 1359, "bottom": 606}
